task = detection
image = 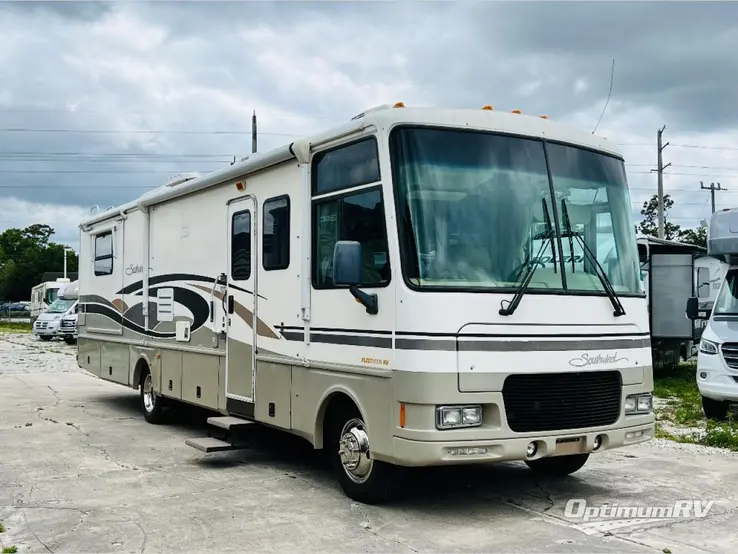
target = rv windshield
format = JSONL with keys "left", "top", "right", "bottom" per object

{"left": 390, "top": 126, "right": 642, "bottom": 295}
{"left": 713, "top": 268, "right": 738, "bottom": 315}
{"left": 47, "top": 298, "right": 75, "bottom": 314}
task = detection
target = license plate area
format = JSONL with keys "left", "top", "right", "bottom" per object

{"left": 555, "top": 436, "right": 585, "bottom": 456}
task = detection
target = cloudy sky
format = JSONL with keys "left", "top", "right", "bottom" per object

{"left": 2, "top": 0, "right": 738, "bottom": 251}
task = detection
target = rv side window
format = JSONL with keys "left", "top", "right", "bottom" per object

{"left": 262, "top": 195, "right": 290, "bottom": 271}
{"left": 94, "top": 231, "right": 114, "bottom": 276}
{"left": 312, "top": 137, "right": 381, "bottom": 196}
{"left": 232, "top": 210, "right": 252, "bottom": 280}
{"left": 312, "top": 186, "right": 390, "bottom": 288}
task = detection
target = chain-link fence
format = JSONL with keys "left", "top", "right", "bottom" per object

{"left": 0, "top": 301, "right": 32, "bottom": 323}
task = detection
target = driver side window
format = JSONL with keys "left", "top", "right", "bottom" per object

{"left": 311, "top": 137, "right": 391, "bottom": 289}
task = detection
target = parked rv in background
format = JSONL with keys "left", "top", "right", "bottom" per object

{"left": 29, "top": 278, "right": 70, "bottom": 324}
{"left": 687, "top": 207, "right": 738, "bottom": 420}
{"left": 32, "top": 279, "right": 78, "bottom": 342}
{"left": 58, "top": 280, "right": 79, "bottom": 345}
{"left": 638, "top": 236, "right": 711, "bottom": 372}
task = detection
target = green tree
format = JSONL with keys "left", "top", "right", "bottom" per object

{"left": 0, "top": 225, "right": 78, "bottom": 301}
{"left": 677, "top": 226, "right": 707, "bottom": 249}
{"left": 637, "top": 194, "right": 681, "bottom": 240}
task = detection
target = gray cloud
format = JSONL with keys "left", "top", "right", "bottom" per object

{"left": 1, "top": 0, "right": 737, "bottom": 248}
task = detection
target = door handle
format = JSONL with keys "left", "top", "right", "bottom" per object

{"left": 228, "top": 294, "right": 235, "bottom": 314}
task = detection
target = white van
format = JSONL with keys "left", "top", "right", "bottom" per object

{"left": 687, "top": 208, "right": 738, "bottom": 419}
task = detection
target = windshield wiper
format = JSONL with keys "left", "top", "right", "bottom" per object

{"left": 499, "top": 198, "right": 557, "bottom": 316}
{"left": 561, "top": 199, "right": 626, "bottom": 317}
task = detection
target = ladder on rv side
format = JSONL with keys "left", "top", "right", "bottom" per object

{"left": 185, "top": 416, "right": 254, "bottom": 453}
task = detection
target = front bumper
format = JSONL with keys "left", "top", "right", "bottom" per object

{"left": 697, "top": 348, "right": 738, "bottom": 402}
{"left": 33, "top": 323, "right": 60, "bottom": 337}
{"left": 389, "top": 420, "right": 655, "bottom": 466}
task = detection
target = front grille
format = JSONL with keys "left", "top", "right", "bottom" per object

{"left": 35, "top": 321, "right": 48, "bottom": 329}
{"left": 61, "top": 320, "right": 75, "bottom": 329}
{"left": 721, "top": 343, "right": 738, "bottom": 370}
{"left": 502, "top": 371, "right": 622, "bottom": 433}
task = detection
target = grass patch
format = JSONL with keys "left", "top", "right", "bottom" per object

{"left": 654, "top": 361, "right": 738, "bottom": 451}
{"left": 0, "top": 522, "right": 4, "bottom": 533}
{"left": 2, "top": 546, "right": 17, "bottom": 554}
{"left": 0, "top": 321, "right": 31, "bottom": 333}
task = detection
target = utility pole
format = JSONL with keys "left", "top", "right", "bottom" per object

{"left": 701, "top": 181, "right": 727, "bottom": 214}
{"left": 656, "top": 125, "right": 671, "bottom": 239}
{"left": 251, "top": 110, "right": 257, "bottom": 154}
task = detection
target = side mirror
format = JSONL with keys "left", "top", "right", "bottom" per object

{"left": 333, "top": 241, "right": 362, "bottom": 286}
{"left": 332, "top": 240, "right": 378, "bottom": 315}
{"left": 686, "top": 297, "right": 699, "bottom": 320}
{"left": 686, "top": 297, "right": 711, "bottom": 320}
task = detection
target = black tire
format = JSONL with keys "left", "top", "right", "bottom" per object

{"left": 525, "top": 453, "right": 590, "bottom": 477}
{"left": 702, "top": 395, "right": 729, "bottom": 421}
{"left": 326, "top": 401, "right": 402, "bottom": 504}
{"left": 64, "top": 337, "right": 76, "bottom": 345}
{"left": 140, "top": 368, "right": 165, "bottom": 424}
{"left": 39, "top": 335, "right": 52, "bottom": 341}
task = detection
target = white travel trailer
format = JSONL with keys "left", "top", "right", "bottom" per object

{"left": 77, "top": 103, "right": 654, "bottom": 504}
{"left": 687, "top": 208, "right": 738, "bottom": 420}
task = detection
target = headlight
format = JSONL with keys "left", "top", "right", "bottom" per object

{"left": 700, "top": 339, "right": 719, "bottom": 355}
{"left": 625, "top": 393, "right": 653, "bottom": 415}
{"left": 436, "top": 405, "right": 483, "bottom": 429}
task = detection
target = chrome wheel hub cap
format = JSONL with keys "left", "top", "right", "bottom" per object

{"left": 338, "top": 418, "right": 373, "bottom": 483}
{"left": 142, "top": 374, "right": 155, "bottom": 412}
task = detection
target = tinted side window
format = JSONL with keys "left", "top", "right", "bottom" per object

{"left": 232, "top": 210, "right": 251, "bottom": 280}
{"left": 312, "top": 137, "right": 381, "bottom": 196}
{"left": 263, "top": 196, "right": 290, "bottom": 271}
{"left": 94, "top": 231, "right": 113, "bottom": 276}
{"left": 313, "top": 187, "right": 390, "bottom": 288}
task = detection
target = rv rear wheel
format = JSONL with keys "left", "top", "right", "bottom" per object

{"left": 525, "top": 453, "right": 590, "bottom": 477}
{"left": 140, "top": 370, "right": 164, "bottom": 424}
{"left": 327, "top": 405, "right": 401, "bottom": 504}
{"left": 702, "top": 395, "right": 729, "bottom": 421}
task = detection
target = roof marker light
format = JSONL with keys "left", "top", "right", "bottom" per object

{"left": 393, "top": 102, "right": 405, "bottom": 108}
{"left": 482, "top": 105, "right": 494, "bottom": 110}
{"left": 512, "top": 109, "right": 522, "bottom": 114}
{"left": 540, "top": 115, "right": 548, "bottom": 119}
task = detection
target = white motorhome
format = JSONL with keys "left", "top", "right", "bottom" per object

{"left": 687, "top": 208, "right": 738, "bottom": 420}
{"left": 32, "top": 282, "right": 78, "bottom": 341}
{"left": 57, "top": 279, "right": 79, "bottom": 345}
{"left": 30, "top": 278, "right": 69, "bottom": 324}
{"left": 76, "top": 104, "right": 654, "bottom": 504}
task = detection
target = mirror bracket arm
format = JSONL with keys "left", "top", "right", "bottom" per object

{"left": 349, "top": 285, "right": 379, "bottom": 315}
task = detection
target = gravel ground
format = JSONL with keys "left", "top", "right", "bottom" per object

{"left": 2, "top": 331, "right": 738, "bottom": 553}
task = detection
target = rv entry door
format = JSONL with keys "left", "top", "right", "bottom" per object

{"left": 225, "top": 196, "right": 257, "bottom": 416}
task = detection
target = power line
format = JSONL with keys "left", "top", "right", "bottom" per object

{"left": 700, "top": 181, "right": 728, "bottom": 213}
{"left": 0, "top": 127, "right": 301, "bottom": 137}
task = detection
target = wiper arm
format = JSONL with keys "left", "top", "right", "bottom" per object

{"left": 499, "top": 198, "right": 556, "bottom": 316}
{"left": 561, "top": 199, "right": 626, "bottom": 317}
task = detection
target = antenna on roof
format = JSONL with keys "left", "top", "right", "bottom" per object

{"left": 252, "top": 110, "right": 257, "bottom": 154}
{"left": 592, "top": 58, "right": 615, "bottom": 134}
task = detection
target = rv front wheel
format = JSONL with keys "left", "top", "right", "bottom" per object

{"left": 525, "top": 453, "right": 590, "bottom": 477}
{"left": 327, "top": 407, "right": 401, "bottom": 504}
{"left": 702, "top": 395, "right": 729, "bottom": 421}
{"left": 140, "top": 370, "right": 164, "bottom": 424}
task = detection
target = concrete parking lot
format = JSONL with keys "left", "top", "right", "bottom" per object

{"left": 1, "top": 332, "right": 738, "bottom": 553}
